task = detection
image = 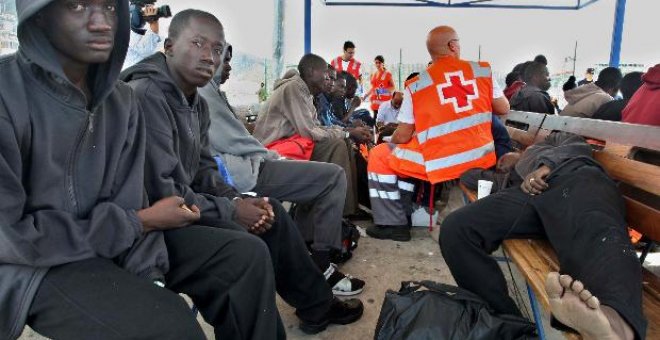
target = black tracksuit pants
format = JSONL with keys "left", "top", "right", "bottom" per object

{"left": 439, "top": 166, "right": 647, "bottom": 339}
{"left": 27, "top": 199, "right": 332, "bottom": 340}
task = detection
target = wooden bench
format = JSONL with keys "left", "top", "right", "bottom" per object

{"left": 462, "top": 111, "right": 660, "bottom": 339}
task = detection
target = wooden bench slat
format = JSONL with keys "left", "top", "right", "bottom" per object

{"left": 594, "top": 151, "right": 660, "bottom": 197}
{"left": 624, "top": 197, "right": 660, "bottom": 241}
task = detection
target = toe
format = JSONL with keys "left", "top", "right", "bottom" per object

{"left": 546, "top": 272, "right": 564, "bottom": 299}
{"left": 571, "top": 280, "right": 584, "bottom": 294}
{"left": 579, "top": 289, "right": 593, "bottom": 302}
{"left": 559, "top": 274, "right": 574, "bottom": 289}
{"left": 585, "top": 295, "right": 600, "bottom": 309}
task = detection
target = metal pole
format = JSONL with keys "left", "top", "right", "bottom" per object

{"left": 609, "top": 0, "right": 626, "bottom": 67}
{"left": 398, "top": 48, "right": 403, "bottom": 90}
{"left": 572, "top": 40, "right": 577, "bottom": 76}
{"left": 304, "top": 0, "right": 312, "bottom": 54}
{"left": 478, "top": 45, "right": 481, "bottom": 61}
{"left": 264, "top": 58, "right": 268, "bottom": 96}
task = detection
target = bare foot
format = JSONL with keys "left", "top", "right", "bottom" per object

{"left": 545, "top": 272, "right": 633, "bottom": 340}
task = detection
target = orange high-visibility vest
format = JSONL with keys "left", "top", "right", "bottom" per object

{"left": 331, "top": 56, "right": 361, "bottom": 80}
{"left": 389, "top": 57, "right": 496, "bottom": 184}
{"left": 369, "top": 69, "right": 394, "bottom": 111}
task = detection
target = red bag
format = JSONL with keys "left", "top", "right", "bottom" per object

{"left": 265, "top": 134, "right": 315, "bottom": 161}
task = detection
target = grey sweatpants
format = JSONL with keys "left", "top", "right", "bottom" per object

{"left": 310, "top": 138, "right": 359, "bottom": 216}
{"left": 254, "top": 159, "right": 346, "bottom": 251}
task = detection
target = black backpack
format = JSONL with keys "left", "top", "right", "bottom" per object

{"left": 290, "top": 206, "right": 360, "bottom": 264}
{"left": 330, "top": 218, "right": 360, "bottom": 263}
{"left": 375, "top": 281, "right": 537, "bottom": 340}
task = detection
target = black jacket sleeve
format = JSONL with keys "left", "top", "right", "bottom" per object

{"left": 528, "top": 93, "right": 555, "bottom": 115}
{"left": 0, "top": 96, "right": 143, "bottom": 266}
{"left": 136, "top": 82, "right": 237, "bottom": 225}
{"left": 515, "top": 132, "right": 593, "bottom": 178}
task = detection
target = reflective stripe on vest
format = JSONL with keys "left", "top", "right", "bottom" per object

{"left": 408, "top": 70, "right": 433, "bottom": 94}
{"left": 392, "top": 147, "right": 424, "bottom": 166}
{"left": 416, "top": 112, "right": 492, "bottom": 144}
{"left": 397, "top": 181, "right": 415, "bottom": 192}
{"left": 425, "top": 142, "right": 494, "bottom": 172}
{"left": 368, "top": 172, "right": 397, "bottom": 184}
{"left": 369, "top": 188, "right": 401, "bottom": 200}
{"left": 394, "top": 141, "right": 494, "bottom": 172}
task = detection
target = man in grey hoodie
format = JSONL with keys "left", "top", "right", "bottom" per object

{"left": 200, "top": 45, "right": 366, "bottom": 295}
{"left": 561, "top": 67, "right": 622, "bottom": 118}
{"left": 121, "top": 9, "right": 364, "bottom": 335}
{"left": 0, "top": 1, "right": 279, "bottom": 339}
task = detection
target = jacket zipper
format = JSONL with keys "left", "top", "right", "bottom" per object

{"left": 66, "top": 110, "right": 93, "bottom": 215}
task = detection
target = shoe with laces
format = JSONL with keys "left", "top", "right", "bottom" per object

{"left": 298, "top": 297, "right": 364, "bottom": 334}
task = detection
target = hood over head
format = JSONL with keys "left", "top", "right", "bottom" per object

{"left": 16, "top": 0, "right": 130, "bottom": 107}
{"left": 120, "top": 52, "right": 192, "bottom": 104}
{"left": 273, "top": 68, "right": 302, "bottom": 91}
{"left": 642, "top": 64, "right": 660, "bottom": 90}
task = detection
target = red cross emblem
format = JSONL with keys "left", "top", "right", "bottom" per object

{"left": 437, "top": 71, "right": 479, "bottom": 113}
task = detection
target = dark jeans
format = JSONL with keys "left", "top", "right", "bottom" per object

{"left": 251, "top": 199, "right": 334, "bottom": 322}
{"left": 27, "top": 225, "right": 282, "bottom": 340}
{"left": 439, "top": 166, "right": 647, "bottom": 339}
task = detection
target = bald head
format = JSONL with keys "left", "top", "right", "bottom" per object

{"left": 426, "top": 26, "right": 460, "bottom": 60}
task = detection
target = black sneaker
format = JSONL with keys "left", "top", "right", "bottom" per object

{"left": 366, "top": 225, "right": 411, "bottom": 242}
{"left": 298, "top": 297, "right": 364, "bottom": 334}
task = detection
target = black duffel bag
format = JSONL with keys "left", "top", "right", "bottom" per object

{"left": 374, "top": 280, "right": 537, "bottom": 340}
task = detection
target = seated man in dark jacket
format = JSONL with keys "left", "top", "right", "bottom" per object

{"left": 121, "top": 9, "right": 364, "bottom": 335}
{"left": 441, "top": 132, "right": 646, "bottom": 340}
{"left": 510, "top": 61, "right": 555, "bottom": 114}
{"left": 0, "top": 1, "right": 279, "bottom": 339}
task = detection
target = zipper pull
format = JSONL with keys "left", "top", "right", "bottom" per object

{"left": 88, "top": 112, "right": 95, "bottom": 133}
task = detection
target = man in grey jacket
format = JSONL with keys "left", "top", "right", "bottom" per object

{"left": 253, "top": 54, "right": 373, "bottom": 217}
{"left": 121, "top": 9, "right": 364, "bottom": 335}
{"left": 0, "top": 1, "right": 279, "bottom": 339}
{"left": 199, "top": 46, "right": 365, "bottom": 295}
{"left": 560, "top": 67, "right": 622, "bottom": 118}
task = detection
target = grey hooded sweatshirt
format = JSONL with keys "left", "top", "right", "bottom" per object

{"left": 0, "top": 1, "right": 168, "bottom": 339}
{"left": 253, "top": 69, "right": 345, "bottom": 146}
{"left": 121, "top": 53, "right": 241, "bottom": 224}
{"left": 560, "top": 82, "right": 613, "bottom": 118}
{"left": 200, "top": 79, "right": 279, "bottom": 192}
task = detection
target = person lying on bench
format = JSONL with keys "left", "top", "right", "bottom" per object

{"left": 0, "top": 1, "right": 283, "bottom": 339}
{"left": 199, "top": 44, "right": 365, "bottom": 296}
{"left": 121, "top": 9, "right": 364, "bottom": 335}
{"left": 440, "top": 131, "right": 647, "bottom": 340}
